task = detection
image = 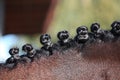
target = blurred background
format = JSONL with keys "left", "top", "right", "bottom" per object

{"left": 0, "top": 0, "right": 120, "bottom": 62}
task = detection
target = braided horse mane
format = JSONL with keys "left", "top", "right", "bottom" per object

{"left": 0, "top": 41, "right": 120, "bottom": 80}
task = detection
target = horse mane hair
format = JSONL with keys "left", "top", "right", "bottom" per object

{"left": 0, "top": 42, "right": 120, "bottom": 80}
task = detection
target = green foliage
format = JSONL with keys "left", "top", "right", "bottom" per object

{"left": 48, "top": 0, "right": 120, "bottom": 41}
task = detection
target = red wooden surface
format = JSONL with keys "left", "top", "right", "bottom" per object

{"left": 4, "top": 0, "right": 56, "bottom": 34}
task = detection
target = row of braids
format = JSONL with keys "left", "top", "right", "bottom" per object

{"left": 2, "top": 20, "right": 120, "bottom": 69}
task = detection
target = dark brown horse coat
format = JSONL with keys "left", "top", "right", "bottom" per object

{"left": 0, "top": 42, "right": 120, "bottom": 80}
